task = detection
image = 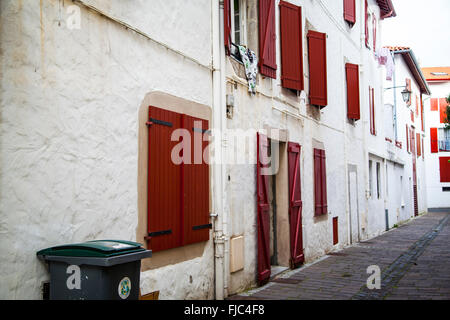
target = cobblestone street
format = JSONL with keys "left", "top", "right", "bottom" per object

{"left": 229, "top": 211, "right": 450, "bottom": 300}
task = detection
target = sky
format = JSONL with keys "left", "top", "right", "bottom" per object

{"left": 381, "top": 0, "right": 450, "bottom": 67}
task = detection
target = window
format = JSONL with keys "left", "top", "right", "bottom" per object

{"left": 314, "top": 148, "right": 328, "bottom": 215}
{"left": 279, "top": 1, "right": 304, "bottom": 91}
{"left": 369, "top": 160, "right": 373, "bottom": 198}
{"left": 438, "top": 128, "right": 450, "bottom": 152}
{"left": 364, "top": 0, "right": 369, "bottom": 48}
{"left": 147, "top": 106, "right": 210, "bottom": 252}
{"left": 224, "top": 0, "right": 248, "bottom": 57}
{"left": 406, "top": 124, "right": 410, "bottom": 153}
{"left": 343, "top": 0, "right": 356, "bottom": 26}
{"left": 346, "top": 63, "right": 360, "bottom": 120}
{"left": 307, "top": 30, "right": 328, "bottom": 107}
{"left": 369, "top": 86, "right": 376, "bottom": 135}
{"left": 416, "top": 133, "right": 422, "bottom": 157}
{"left": 376, "top": 162, "right": 381, "bottom": 199}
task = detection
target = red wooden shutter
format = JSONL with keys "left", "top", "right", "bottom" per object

{"left": 307, "top": 30, "right": 328, "bottom": 107}
{"left": 288, "top": 142, "right": 304, "bottom": 268}
{"left": 406, "top": 125, "right": 410, "bottom": 153}
{"left": 365, "top": 0, "right": 369, "bottom": 48}
{"left": 372, "top": 14, "right": 377, "bottom": 53}
{"left": 415, "top": 94, "right": 419, "bottom": 116}
{"left": 439, "top": 157, "right": 450, "bottom": 182}
{"left": 430, "top": 98, "right": 438, "bottom": 111}
{"left": 147, "top": 106, "right": 182, "bottom": 252}
{"left": 280, "top": 1, "right": 304, "bottom": 91}
{"left": 314, "top": 148, "right": 327, "bottom": 216}
{"left": 257, "top": 133, "right": 271, "bottom": 285}
{"left": 346, "top": 63, "right": 360, "bottom": 120}
{"left": 369, "top": 87, "right": 376, "bottom": 135}
{"left": 224, "top": 0, "right": 231, "bottom": 55}
{"left": 411, "top": 110, "right": 414, "bottom": 123}
{"left": 332, "top": 217, "right": 338, "bottom": 245}
{"left": 416, "top": 133, "right": 421, "bottom": 157}
{"left": 259, "top": 0, "right": 277, "bottom": 78}
{"left": 314, "top": 148, "right": 323, "bottom": 216}
{"left": 183, "top": 115, "right": 210, "bottom": 245}
{"left": 430, "top": 128, "right": 438, "bottom": 153}
{"left": 320, "top": 149, "right": 328, "bottom": 214}
{"left": 440, "top": 98, "right": 448, "bottom": 123}
{"left": 343, "top": 0, "right": 356, "bottom": 25}
{"left": 420, "top": 94, "right": 424, "bottom": 131}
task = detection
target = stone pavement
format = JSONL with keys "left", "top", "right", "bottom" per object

{"left": 229, "top": 211, "right": 450, "bottom": 300}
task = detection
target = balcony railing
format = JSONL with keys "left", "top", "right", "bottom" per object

{"left": 439, "top": 140, "right": 450, "bottom": 152}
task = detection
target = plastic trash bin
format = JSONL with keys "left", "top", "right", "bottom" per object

{"left": 37, "top": 240, "right": 152, "bottom": 300}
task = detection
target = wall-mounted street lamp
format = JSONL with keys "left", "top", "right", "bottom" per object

{"left": 400, "top": 88, "right": 412, "bottom": 103}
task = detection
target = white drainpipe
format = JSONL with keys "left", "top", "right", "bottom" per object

{"left": 211, "top": 0, "right": 228, "bottom": 300}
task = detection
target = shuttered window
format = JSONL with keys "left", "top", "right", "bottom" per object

{"left": 365, "top": 0, "right": 369, "bottom": 48}
{"left": 406, "top": 79, "right": 412, "bottom": 106}
{"left": 259, "top": 0, "right": 277, "bottom": 78}
{"left": 280, "top": 1, "right": 304, "bottom": 91}
{"left": 369, "top": 86, "right": 376, "bottom": 135}
{"left": 147, "top": 106, "right": 210, "bottom": 252}
{"left": 439, "top": 157, "right": 450, "bottom": 182}
{"left": 430, "top": 128, "right": 438, "bottom": 153}
{"left": 372, "top": 14, "right": 377, "bottom": 53}
{"left": 416, "top": 133, "right": 421, "bottom": 157}
{"left": 307, "top": 30, "right": 328, "bottom": 107}
{"left": 346, "top": 63, "right": 360, "bottom": 120}
{"left": 314, "top": 148, "right": 328, "bottom": 216}
{"left": 406, "top": 125, "right": 410, "bottom": 153}
{"left": 343, "top": 0, "right": 356, "bottom": 25}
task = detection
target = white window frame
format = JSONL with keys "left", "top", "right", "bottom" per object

{"left": 230, "top": 0, "right": 248, "bottom": 47}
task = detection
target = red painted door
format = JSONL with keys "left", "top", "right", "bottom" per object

{"left": 257, "top": 133, "right": 271, "bottom": 285}
{"left": 288, "top": 142, "right": 304, "bottom": 268}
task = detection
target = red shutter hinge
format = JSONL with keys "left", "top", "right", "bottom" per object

{"left": 146, "top": 121, "right": 153, "bottom": 127}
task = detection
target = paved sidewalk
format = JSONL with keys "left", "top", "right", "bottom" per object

{"left": 229, "top": 211, "right": 450, "bottom": 300}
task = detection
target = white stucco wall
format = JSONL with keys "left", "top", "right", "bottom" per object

{"left": 0, "top": 0, "right": 214, "bottom": 300}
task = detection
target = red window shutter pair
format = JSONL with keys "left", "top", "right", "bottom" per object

{"left": 307, "top": 30, "right": 328, "bottom": 107}
{"left": 280, "top": 1, "right": 304, "bottom": 91}
{"left": 369, "top": 87, "right": 376, "bottom": 135}
{"left": 343, "top": 0, "right": 356, "bottom": 25}
{"left": 439, "top": 157, "right": 450, "bottom": 182}
{"left": 147, "top": 106, "right": 210, "bottom": 252}
{"left": 430, "top": 128, "right": 438, "bottom": 153}
{"left": 440, "top": 98, "right": 449, "bottom": 123}
{"left": 259, "top": 0, "right": 277, "bottom": 79}
{"left": 314, "top": 148, "right": 328, "bottom": 216}
{"left": 224, "top": 0, "right": 231, "bottom": 55}
{"left": 346, "top": 63, "right": 360, "bottom": 120}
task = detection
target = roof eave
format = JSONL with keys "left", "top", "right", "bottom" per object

{"left": 393, "top": 49, "right": 432, "bottom": 95}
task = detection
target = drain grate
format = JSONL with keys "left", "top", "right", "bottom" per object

{"left": 271, "top": 278, "right": 302, "bottom": 284}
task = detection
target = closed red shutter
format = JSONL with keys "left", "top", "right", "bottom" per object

{"left": 183, "top": 115, "right": 210, "bottom": 245}
{"left": 288, "top": 142, "right": 304, "bottom": 268}
{"left": 259, "top": 0, "right": 277, "bottom": 78}
{"left": 406, "top": 79, "right": 412, "bottom": 106}
{"left": 365, "top": 0, "right": 369, "bottom": 48}
{"left": 430, "top": 128, "right": 438, "bottom": 153}
{"left": 411, "top": 110, "right": 414, "bottom": 123}
{"left": 307, "top": 30, "right": 328, "bottom": 107}
{"left": 343, "top": 0, "right": 356, "bottom": 25}
{"left": 332, "top": 217, "right": 338, "bottom": 245}
{"left": 406, "top": 125, "right": 410, "bottom": 153}
{"left": 440, "top": 98, "right": 449, "bottom": 123}
{"left": 314, "top": 148, "right": 322, "bottom": 216}
{"left": 280, "top": 1, "right": 304, "bottom": 91}
{"left": 416, "top": 133, "right": 421, "bottom": 157}
{"left": 430, "top": 98, "right": 438, "bottom": 111}
{"left": 439, "top": 157, "right": 450, "bottom": 182}
{"left": 369, "top": 87, "right": 376, "bottom": 135}
{"left": 420, "top": 94, "right": 424, "bottom": 131}
{"left": 224, "top": 0, "right": 231, "bottom": 55}
{"left": 314, "top": 148, "right": 327, "bottom": 216}
{"left": 372, "top": 14, "right": 377, "bottom": 53}
{"left": 147, "top": 106, "right": 182, "bottom": 252}
{"left": 257, "top": 133, "right": 271, "bottom": 285}
{"left": 346, "top": 63, "right": 360, "bottom": 120}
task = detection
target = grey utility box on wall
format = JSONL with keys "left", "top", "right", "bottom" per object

{"left": 37, "top": 240, "right": 152, "bottom": 300}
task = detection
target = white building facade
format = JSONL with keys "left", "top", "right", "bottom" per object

{"left": 422, "top": 67, "right": 450, "bottom": 209}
